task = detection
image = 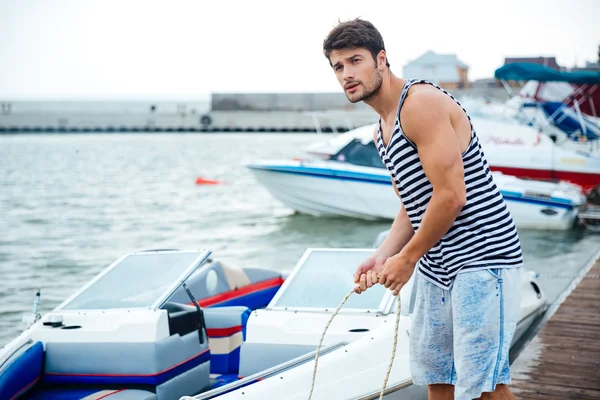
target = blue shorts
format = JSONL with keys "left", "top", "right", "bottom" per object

{"left": 409, "top": 267, "right": 523, "bottom": 400}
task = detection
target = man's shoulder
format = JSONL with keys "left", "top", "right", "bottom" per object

{"left": 399, "top": 87, "right": 448, "bottom": 133}
{"left": 403, "top": 84, "right": 447, "bottom": 110}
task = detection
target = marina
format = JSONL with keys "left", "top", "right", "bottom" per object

{"left": 2, "top": 2, "right": 600, "bottom": 398}
{"left": 1, "top": 132, "right": 599, "bottom": 400}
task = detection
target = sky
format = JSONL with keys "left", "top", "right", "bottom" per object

{"left": 0, "top": 0, "right": 598, "bottom": 100}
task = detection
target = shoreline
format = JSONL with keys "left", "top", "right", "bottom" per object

{"left": 0, "top": 110, "right": 378, "bottom": 134}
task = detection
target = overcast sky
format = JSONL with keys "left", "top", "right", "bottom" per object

{"left": 0, "top": 0, "right": 598, "bottom": 100}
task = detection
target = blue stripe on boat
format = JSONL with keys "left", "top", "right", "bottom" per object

{"left": 248, "top": 164, "right": 575, "bottom": 210}
{"left": 209, "top": 350, "right": 241, "bottom": 376}
{"left": 0, "top": 341, "right": 44, "bottom": 400}
{"left": 247, "top": 164, "right": 391, "bottom": 185}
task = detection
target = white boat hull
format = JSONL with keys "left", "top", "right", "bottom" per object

{"left": 0, "top": 249, "right": 547, "bottom": 400}
{"left": 248, "top": 161, "right": 585, "bottom": 230}
{"left": 249, "top": 167, "right": 399, "bottom": 221}
{"left": 211, "top": 271, "right": 546, "bottom": 400}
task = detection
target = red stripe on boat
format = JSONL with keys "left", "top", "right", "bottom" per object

{"left": 97, "top": 389, "right": 126, "bottom": 399}
{"left": 9, "top": 376, "right": 39, "bottom": 400}
{"left": 206, "top": 325, "right": 242, "bottom": 337}
{"left": 195, "top": 277, "right": 284, "bottom": 308}
{"left": 490, "top": 166, "right": 599, "bottom": 191}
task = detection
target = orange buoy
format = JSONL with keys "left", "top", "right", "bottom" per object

{"left": 195, "top": 177, "right": 223, "bottom": 185}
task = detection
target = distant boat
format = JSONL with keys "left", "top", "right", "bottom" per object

{"left": 303, "top": 117, "right": 600, "bottom": 192}
{"left": 486, "top": 62, "right": 600, "bottom": 162}
{"left": 246, "top": 155, "right": 587, "bottom": 231}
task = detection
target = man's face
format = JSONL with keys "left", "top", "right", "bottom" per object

{"left": 330, "top": 48, "right": 383, "bottom": 103}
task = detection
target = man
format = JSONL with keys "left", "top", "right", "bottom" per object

{"left": 322, "top": 19, "right": 524, "bottom": 400}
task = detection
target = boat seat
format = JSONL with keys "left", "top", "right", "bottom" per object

{"left": 203, "top": 306, "right": 251, "bottom": 375}
{"left": 42, "top": 327, "right": 211, "bottom": 400}
{"left": 0, "top": 341, "right": 158, "bottom": 400}
{"left": 0, "top": 341, "right": 43, "bottom": 400}
{"left": 162, "top": 302, "right": 252, "bottom": 375}
{"left": 168, "top": 261, "right": 283, "bottom": 309}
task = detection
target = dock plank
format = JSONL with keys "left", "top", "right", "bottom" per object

{"left": 511, "top": 258, "right": 600, "bottom": 400}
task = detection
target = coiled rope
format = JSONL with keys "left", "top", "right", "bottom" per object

{"left": 308, "top": 288, "right": 401, "bottom": 400}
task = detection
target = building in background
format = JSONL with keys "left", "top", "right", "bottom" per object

{"left": 503, "top": 56, "right": 562, "bottom": 71}
{"left": 402, "top": 50, "right": 470, "bottom": 89}
{"left": 571, "top": 61, "right": 600, "bottom": 73}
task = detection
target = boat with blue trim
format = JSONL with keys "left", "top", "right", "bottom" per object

{"left": 247, "top": 154, "right": 587, "bottom": 230}
{"left": 0, "top": 247, "right": 548, "bottom": 400}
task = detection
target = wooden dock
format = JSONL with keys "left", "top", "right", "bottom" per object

{"left": 510, "top": 254, "right": 600, "bottom": 399}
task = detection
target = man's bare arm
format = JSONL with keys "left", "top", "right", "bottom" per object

{"left": 377, "top": 177, "right": 415, "bottom": 257}
{"left": 395, "top": 91, "right": 467, "bottom": 264}
{"left": 371, "top": 126, "right": 415, "bottom": 258}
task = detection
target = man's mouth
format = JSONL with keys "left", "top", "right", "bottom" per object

{"left": 345, "top": 83, "right": 360, "bottom": 91}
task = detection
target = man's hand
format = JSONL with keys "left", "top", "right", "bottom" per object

{"left": 378, "top": 253, "right": 416, "bottom": 296}
{"left": 353, "top": 253, "right": 388, "bottom": 294}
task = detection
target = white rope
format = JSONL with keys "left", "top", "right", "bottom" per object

{"left": 308, "top": 288, "right": 401, "bottom": 400}
{"left": 180, "top": 288, "right": 402, "bottom": 400}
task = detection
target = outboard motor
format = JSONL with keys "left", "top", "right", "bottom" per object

{"left": 586, "top": 184, "right": 600, "bottom": 205}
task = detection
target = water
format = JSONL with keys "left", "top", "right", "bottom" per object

{"left": 1, "top": 133, "right": 598, "bottom": 347}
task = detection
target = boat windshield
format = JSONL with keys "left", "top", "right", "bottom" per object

{"left": 268, "top": 249, "right": 391, "bottom": 313}
{"left": 330, "top": 139, "right": 386, "bottom": 169}
{"left": 59, "top": 250, "right": 211, "bottom": 310}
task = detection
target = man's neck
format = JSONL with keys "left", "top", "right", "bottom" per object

{"left": 364, "top": 74, "right": 407, "bottom": 125}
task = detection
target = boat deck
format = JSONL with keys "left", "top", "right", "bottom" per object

{"left": 510, "top": 254, "right": 600, "bottom": 399}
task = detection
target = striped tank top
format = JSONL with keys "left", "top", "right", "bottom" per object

{"left": 376, "top": 79, "right": 523, "bottom": 290}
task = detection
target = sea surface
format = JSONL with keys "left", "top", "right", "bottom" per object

{"left": 1, "top": 133, "right": 599, "bottom": 347}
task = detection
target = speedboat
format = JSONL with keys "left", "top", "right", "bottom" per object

{"left": 463, "top": 62, "right": 600, "bottom": 190}
{"left": 492, "top": 61, "right": 600, "bottom": 151}
{"left": 0, "top": 247, "right": 547, "bottom": 400}
{"left": 247, "top": 156, "right": 587, "bottom": 230}
{"left": 302, "top": 119, "right": 600, "bottom": 192}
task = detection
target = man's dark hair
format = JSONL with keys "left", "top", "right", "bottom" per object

{"left": 323, "top": 18, "right": 390, "bottom": 68}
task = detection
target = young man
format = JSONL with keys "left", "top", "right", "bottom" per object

{"left": 323, "top": 19, "right": 524, "bottom": 400}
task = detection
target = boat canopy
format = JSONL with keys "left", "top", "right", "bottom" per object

{"left": 494, "top": 62, "right": 600, "bottom": 85}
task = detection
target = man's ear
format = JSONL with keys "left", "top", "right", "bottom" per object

{"left": 377, "top": 50, "right": 387, "bottom": 71}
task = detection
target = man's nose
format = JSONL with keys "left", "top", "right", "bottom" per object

{"left": 343, "top": 67, "right": 354, "bottom": 82}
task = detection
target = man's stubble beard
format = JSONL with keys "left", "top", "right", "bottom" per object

{"left": 347, "top": 69, "right": 383, "bottom": 104}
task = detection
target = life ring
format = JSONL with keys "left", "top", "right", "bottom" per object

{"left": 200, "top": 115, "right": 212, "bottom": 126}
